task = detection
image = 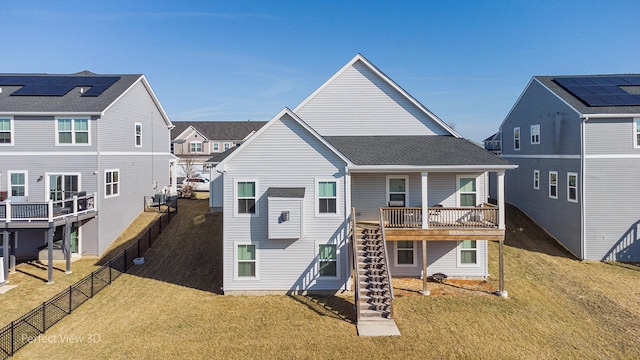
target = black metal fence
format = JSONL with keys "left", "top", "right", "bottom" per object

{"left": 0, "top": 197, "right": 178, "bottom": 359}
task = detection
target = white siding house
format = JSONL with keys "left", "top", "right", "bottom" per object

{"left": 216, "top": 55, "right": 516, "bottom": 317}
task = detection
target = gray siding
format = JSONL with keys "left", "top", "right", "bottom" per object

{"left": 295, "top": 61, "right": 451, "bottom": 137}
{"left": 387, "top": 240, "right": 488, "bottom": 279}
{"left": 1, "top": 80, "right": 172, "bottom": 258}
{"left": 584, "top": 118, "right": 640, "bottom": 155}
{"left": 222, "top": 115, "right": 349, "bottom": 292}
{"left": 501, "top": 80, "right": 581, "bottom": 157}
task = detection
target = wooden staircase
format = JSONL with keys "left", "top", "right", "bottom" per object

{"left": 355, "top": 226, "right": 394, "bottom": 321}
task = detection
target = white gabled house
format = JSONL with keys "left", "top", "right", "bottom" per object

{"left": 216, "top": 55, "right": 516, "bottom": 323}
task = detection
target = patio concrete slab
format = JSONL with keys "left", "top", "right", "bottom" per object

{"left": 357, "top": 319, "right": 401, "bottom": 336}
{"left": 0, "top": 285, "right": 18, "bottom": 294}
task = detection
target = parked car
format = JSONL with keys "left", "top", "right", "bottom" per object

{"left": 182, "top": 177, "right": 210, "bottom": 191}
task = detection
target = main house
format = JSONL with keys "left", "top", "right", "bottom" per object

{"left": 170, "top": 121, "right": 266, "bottom": 178}
{"left": 499, "top": 74, "right": 640, "bottom": 261}
{"left": 215, "top": 55, "right": 516, "bottom": 325}
{"left": 0, "top": 71, "right": 174, "bottom": 283}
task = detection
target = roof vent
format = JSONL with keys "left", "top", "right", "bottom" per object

{"left": 80, "top": 87, "right": 84, "bottom": 94}
{"left": 0, "top": 87, "right": 2, "bottom": 94}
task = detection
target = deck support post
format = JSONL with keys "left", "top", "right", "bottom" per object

{"left": 47, "top": 225, "right": 54, "bottom": 285}
{"left": 497, "top": 171, "right": 506, "bottom": 230}
{"left": 64, "top": 218, "right": 72, "bottom": 274}
{"left": 496, "top": 240, "right": 508, "bottom": 298}
{"left": 2, "top": 229, "right": 8, "bottom": 284}
{"left": 420, "top": 240, "right": 430, "bottom": 295}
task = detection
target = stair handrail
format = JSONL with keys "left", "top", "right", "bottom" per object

{"left": 379, "top": 208, "right": 394, "bottom": 319}
{"left": 351, "top": 207, "right": 361, "bottom": 325}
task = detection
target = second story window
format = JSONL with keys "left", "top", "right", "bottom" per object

{"left": 135, "top": 123, "right": 142, "bottom": 147}
{"left": 514, "top": 127, "right": 520, "bottom": 150}
{"left": 9, "top": 171, "right": 27, "bottom": 196}
{"left": 190, "top": 141, "right": 202, "bottom": 153}
{"left": 635, "top": 119, "right": 640, "bottom": 148}
{"left": 224, "top": 142, "right": 232, "bottom": 151}
{"left": 0, "top": 118, "right": 13, "bottom": 145}
{"left": 57, "top": 118, "right": 89, "bottom": 145}
{"left": 531, "top": 124, "right": 540, "bottom": 144}
{"left": 549, "top": 171, "right": 558, "bottom": 199}
{"left": 213, "top": 142, "right": 220, "bottom": 151}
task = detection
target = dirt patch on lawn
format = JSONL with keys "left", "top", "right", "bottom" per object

{"left": 393, "top": 277, "right": 496, "bottom": 297}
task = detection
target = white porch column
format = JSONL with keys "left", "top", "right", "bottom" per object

{"left": 421, "top": 172, "right": 429, "bottom": 229}
{"left": 170, "top": 159, "right": 178, "bottom": 195}
{"left": 497, "top": 171, "right": 506, "bottom": 230}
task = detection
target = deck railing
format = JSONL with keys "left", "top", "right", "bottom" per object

{"left": 0, "top": 193, "right": 96, "bottom": 223}
{"left": 381, "top": 204, "right": 499, "bottom": 229}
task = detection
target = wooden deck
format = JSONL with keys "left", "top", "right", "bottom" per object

{"left": 0, "top": 193, "right": 97, "bottom": 229}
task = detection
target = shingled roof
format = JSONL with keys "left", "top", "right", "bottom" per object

{"left": 324, "top": 136, "right": 512, "bottom": 167}
{"left": 171, "top": 121, "right": 267, "bottom": 141}
{"left": 0, "top": 73, "right": 143, "bottom": 113}
{"left": 535, "top": 75, "right": 640, "bottom": 115}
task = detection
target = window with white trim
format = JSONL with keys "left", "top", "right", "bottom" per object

{"left": 57, "top": 118, "right": 89, "bottom": 145}
{"left": 213, "top": 142, "right": 220, "bottom": 152}
{"left": 531, "top": 124, "right": 540, "bottom": 144}
{"left": 223, "top": 142, "right": 232, "bottom": 151}
{"left": 549, "top": 171, "right": 558, "bottom": 199}
{"left": 237, "top": 244, "right": 256, "bottom": 277}
{"left": 514, "top": 127, "right": 520, "bottom": 150}
{"left": 105, "top": 169, "right": 120, "bottom": 198}
{"left": 135, "top": 123, "right": 142, "bottom": 147}
{"left": 635, "top": 119, "right": 640, "bottom": 148}
{"left": 190, "top": 141, "right": 202, "bottom": 153}
{"left": 533, "top": 170, "right": 540, "bottom": 190}
{"left": 458, "top": 177, "right": 477, "bottom": 207}
{"left": 395, "top": 241, "right": 416, "bottom": 266}
{"left": 458, "top": 240, "right": 477, "bottom": 265}
{"left": 0, "top": 118, "right": 13, "bottom": 145}
{"left": 8, "top": 171, "right": 27, "bottom": 196}
{"left": 567, "top": 172, "right": 578, "bottom": 203}
{"left": 317, "top": 180, "right": 337, "bottom": 214}
{"left": 236, "top": 181, "right": 256, "bottom": 214}
{"left": 318, "top": 244, "right": 337, "bottom": 277}
{"left": 387, "top": 176, "right": 408, "bottom": 207}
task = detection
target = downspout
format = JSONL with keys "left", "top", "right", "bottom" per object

{"left": 344, "top": 169, "right": 352, "bottom": 291}
{"left": 580, "top": 116, "right": 587, "bottom": 260}
{"left": 96, "top": 115, "right": 101, "bottom": 256}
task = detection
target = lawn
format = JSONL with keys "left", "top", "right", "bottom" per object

{"left": 13, "top": 200, "right": 640, "bottom": 359}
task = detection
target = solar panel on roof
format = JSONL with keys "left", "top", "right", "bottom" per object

{"left": 0, "top": 75, "right": 120, "bottom": 97}
{"left": 553, "top": 76, "right": 640, "bottom": 107}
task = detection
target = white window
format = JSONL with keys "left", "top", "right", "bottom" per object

{"left": 316, "top": 180, "right": 337, "bottom": 215}
{"left": 567, "top": 172, "right": 578, "bottom": 203}
{"left": 0, "top": 118, "right": 13, "bottom": 145}
{"left": 223, "top": 142, "right": 233, "bottom": 151}
{"left": 236, "top": 244, "right": 257, "bottom": 278}
{"left": 457, "top": 176, "right": 477, "bottom": 207}
{"left": 213, "top": 142, "right": 220, "bottom": 152}
{"left": 395, "top": 240, "right": 416, "bottom": 267}
{"left": 533, "top": 170, "right": 540, "bottom": 190}
{"left": 386, "top": 175, "right": 408, "bottom": 207}
{"left": 236, "top": 180, "right": 257, "bottom": 215}
{"left": 318, "top": 244, "right": 337, "bottom": 277}
{"left": 634, "top": 119, "right": 640, "bottom": 148}
{"left": 458, "top": 240, "right": 477, "bottom": 266}
{"left": 134, "top": 123, "right": 142, "bottom": 147}
{"left": 56, "top": 118, "right": 89, "bottom": 145}
{"left": 514, "top": 127, "right": 520, "bottom": 150}
{"left": 8, "top": 171, "right": 27, "bottom": 197}
{"left": 47, "top": 173, "right": 79, "bottom": 202}
{"left": 190, "top": 141, "right": 202, "bottom": 153}
{"left": 531, "top": 124, "right": 540, "bottom": 144}
{"left": 105, "top": 169, "right": 120, "bottom": 198}
{"left": 549, "top": 171, "right": 558, "bottom": 199}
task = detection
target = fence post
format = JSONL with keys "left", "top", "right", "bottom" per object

{"left": 159, "top": 214, "right": 162, "bottom": 233}
{"left": 42, "top": 302, "right": 46, "bottom": 332}
{"left": 11, "top": 321, "right": 14, "bottom": 356}
{"left": 109, "top": 259, "right": 112, "bottom": 284}
{"left": 69, "top": 285, "right": 72, "bottom": 313}
{"left": 91, "top": 272, "right": 94, "bottom": 297}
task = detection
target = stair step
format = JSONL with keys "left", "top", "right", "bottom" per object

{"left": 359, "top": 309, "right": 391, "bottom": 318}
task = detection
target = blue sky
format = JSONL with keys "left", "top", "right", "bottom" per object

{"left": 1, "top": 0, "right": 638, "bottom": 142}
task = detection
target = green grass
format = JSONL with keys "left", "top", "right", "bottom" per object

{"left": 12, "top": 201, "right": 640, "bottom": 359}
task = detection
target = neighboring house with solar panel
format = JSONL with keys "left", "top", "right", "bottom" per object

{"left": 215, "top": 54, "right": 516, "bottom": 324}
{"left": 0, "top": 71, "right": 173, "bottom": 283}
{"left": 170, "top": 121, "right": 267, "bottom": 179}
{"left": 499, "top": 74, "right": 640, "bottom": 261}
